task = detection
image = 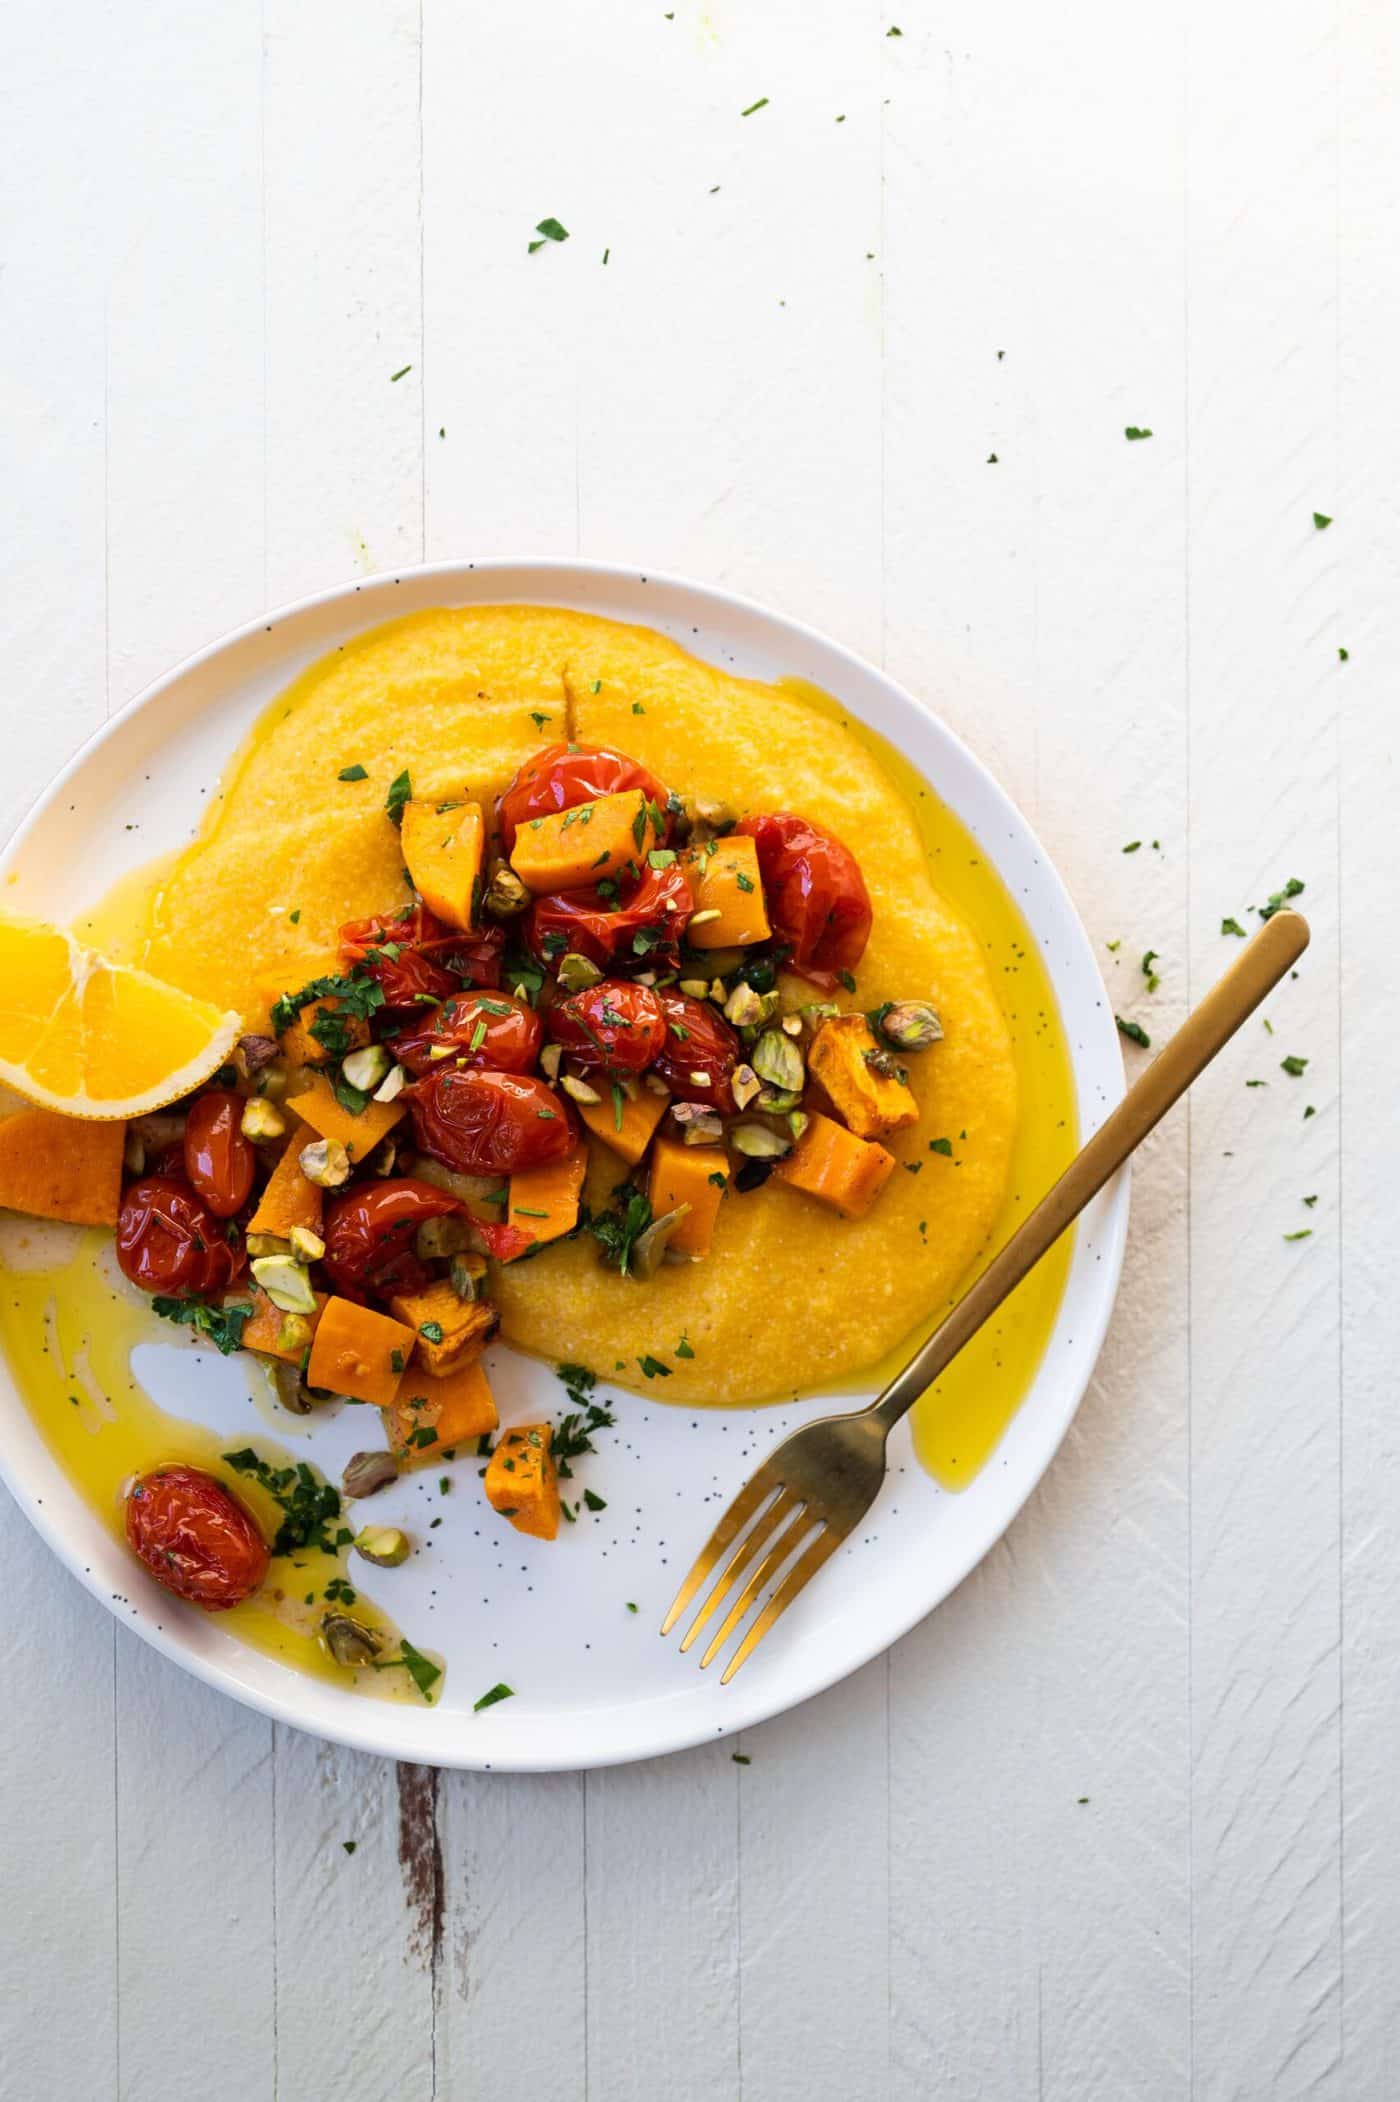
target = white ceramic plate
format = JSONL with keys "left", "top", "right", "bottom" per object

{"left": 0, "top": 560, "right": 1127, "bottom": 1770}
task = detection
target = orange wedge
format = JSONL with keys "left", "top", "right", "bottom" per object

{"left": 0, "top": 913, "right": 241, "bottom": 1120}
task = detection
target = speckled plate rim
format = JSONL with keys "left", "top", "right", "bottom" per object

{"left": 0, "top": 558, "right": 1129, "bottom": 1771}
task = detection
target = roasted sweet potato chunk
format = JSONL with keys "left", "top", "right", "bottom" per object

{"left": 808, "top": 1014, "right": 920, "bottom": 1141}
{"left": 388, "top": 1278, "right": 500, "bottom": 1374}
{"left": 0, "top": 1108, "right": 124, "bottom": 1227}
{"left": 484, "top": 1423, "right": 560, "bottom": 1540}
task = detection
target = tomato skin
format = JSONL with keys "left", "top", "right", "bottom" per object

{"left": 736, "top": 812, "right": 872, "bottom": 974}
{"left": 387, "top": 990, "right": 542, "bottom": 1078}
{"left": 322, "top": 1179, "right": 466, "bottom": 1303}
{"left": 125, "top": 1464, "right": 269, "bottom": 1611}
{"left": 527, "top": 860, "right": 694, "bottom": 971}
{"left": 546, "top": 979, "right": 667, "bottom": 1074}
{"left": 339, "top": 904, "right": 505, "bottom": 1006}
{"left": 117, "top": 1175, "right": 246, "bottom": 1298}
{"left": 650, "top": 990, "right": 740, "bottom": 1114}
{"left": 182, "top": 1089, "right": 256, "bottom": 1219}
{"left": 498, "top": 741, "right": 672, "bottom": 853}
{"left": 408, "top": 1068, "right": 575, "bottom": 1177}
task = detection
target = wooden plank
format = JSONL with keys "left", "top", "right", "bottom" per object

{"left": 1336, "top": 2, "right": 1400, "bottom": 2092}
{"left": 1184, "top": 0, "right": 1343, "bottom": 2090}
{"left": 260, "top": 6, "right": 437, "bottom": 2091}
{"left": 0, "top": 6, "right": 120, "bottom": 2096}
{"left": 883, "top": 6, "right": 1192, "bottom": 2094}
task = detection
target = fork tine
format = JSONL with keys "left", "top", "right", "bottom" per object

{"left": 677, "top": 1486, "right": 803, "bottom": 1654}
{"left": 698, "top": 1507, "right": 822, "bottom": 1669}
{"left": 659, "top": 1471, "right": 778, "bottom": 1636}
{"left": 718, "top": 1524, "right": 844, "bottom": 1683}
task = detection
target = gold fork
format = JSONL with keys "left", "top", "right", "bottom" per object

{"left": 661, "top": 909, "right": 1310, "bottom": 1681}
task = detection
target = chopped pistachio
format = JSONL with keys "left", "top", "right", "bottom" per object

{"left": 672, "top": 1102, "right": 723, "bottom": 1145}
{"left": 730, "top": 1063, "right": 762, "bottom": 1110}
{"left": 246, "top": 1231, "right": 291, "bottom": 1260}
{"left": 687, "top": 907, "right": 724, "bottom": 930}
{"left": 730, "top": 1121, "right": 793, "bottom": 1159}
{"left": 240, "top": 1095, "right": 287, "bottom": 1142}
{"left": 320, "top": 1613, "right": 384, "bottom": 1669}
{"left": 557, "top": 952, "right": 604, "bottom": 992}
{"left": 752, "top": 1027, "right": 804, "bottom": 1093}
{"left": 342, "top": 1449, "right": 400, "bottom": 1499}
{"left": 687, "top": 1069, "right": 713, "bottom": 1088}
{"left": 755, "top": 1085, "right": 802, "bottom": 1113}
{"left": 540, "top": 1042, "right": 563, "bottom": 1081}
{"left": 251, "top": 1253, "right": 318, "bottom": 1314}
{"left": 788, "top": 1110, "right": 810, "bottom": 1141}
{"left": 373, "top": 1062, "right": 407, "bottom": 1104}
{"left": 679, "top": 977, "right": 711, "bottom": 999}
{"left": 354, "top": 1525, "right": 411, "bottom": 1568}
{"left": 709, "top": 978, "right": 728, "bottom": 1003}
{"left": 258, "top": 1066, "right": 289, "bottom": 1102}
{"left": 643, "top": 1072, "right": 672, "bottom": 1097}
{"left": 288, "top": 1224, "right": 326, "bottom": 1264}
{"left": 879, "top": 1001, "right": 944, "bottom": 1051}
{"left": 300, "top": 1137, "right": 352, "bottom": 1188}
{"left": 483, "top": 863, "right": 531, "bottom": 918}
{"left": 781, "top": 1014, "right": 803, "bottom": 1036}
{"left": 724, "top": 982, "right": 765, "bottom": 1028}
{"left": 342, "top": 1043, "right": 390, "bottom": 1092}
{"left": 561, "top": 1072, "right": 603, "bottom": 1105}
{"left": 631, "top": 1204, "right": 693, "bottom": 1279}
{"left": 449, "top": 1253, "right": 480, "bottom": 1301}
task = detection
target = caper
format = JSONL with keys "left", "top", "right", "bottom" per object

{"left": 320, "top": 1613, "right": 385, "bottom": 1669}
{"left": 751, "top": 1027, "right": 804, "bottom": 1094}
{"left": 342, "top": 1449, "right": 401, "bottom": 1499}
{"left": 879, "top": 1001, "right": 944, "bottom": 1051}
{"left": 557, "top": 952, "right": 603, "bottom": 993}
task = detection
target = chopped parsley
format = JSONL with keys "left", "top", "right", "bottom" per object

{"left": 1124, "top": 426, "right": 1153, "bottom": 440}
{"left": 1141, "top": 949, "right": 1160, "bottom": 992}
{"left": 1313, "top": 511, "right": 1332, "bottom": 530}
{"left": 1116, "top": 1015, "right": 1151, "bottom": 1048}
{"left": 732, "top": 1751, "right": 752, "bottom": 1763}
{"left": 337, "top": 764, "right": 368, "bottom": 782}
{"left": 741, "top": 96, "right": 769, "bottom": 115}
{"left": 638, "top": 1354, "right": 672, "bottom": 1379}
{"left": 151, "top": 1296, "right": 252, "bottom": 1356}
{"left": 530, "top": 711, "right": 551, "bottom": 730}
{"left": 1221, "top": 917, "right": 1246, "bottom": 937}
{"left": 1280, "top": 1055, "right": 1308, "bottom": 1077}
{"left": 474, "top": 1681, "right": 514, "bottom": 1711}
{"left": 583, "top": 1488, "right": 607, "bottom": 1512}
{"left": 584, "top": 1186, "right": 653, "bottom": 1276}
{"left": 837, "top": 969, "right": 857, "bottom": 994}
{"left": 1284, "top": 1229, "right": 1313, "bottom": 1242}
{"left": 528, "top": 217, "right": 569, "bottom": 252}
{"left": 420, "top": 1321, "right": 445, "bottom": 1343}
{"left": 270, "top": 966, "right": 385, "bottom": 1037}
{"left": 735, "top": 871, "right": 755, "bottom": 893}
{"left": 1258, "top": 878, "right": 1305, "bottom": 921}
{"left": 676, "top": 1335, "right": 695, "bottom": 1359}
{"left": 928, "top": 1136, "right": 953, "bottom": 1156}
{"left": 1121, "top": 840, "right": 1141, "bottom": 854}
{"left": 385, "top": 770, "right": 412, "bottom": 826}
{"left": 221, "top": 1448, "right": 347, "bottom": 1555}
{"left": 389, "top": 365, "right": 411, "bottom": 383}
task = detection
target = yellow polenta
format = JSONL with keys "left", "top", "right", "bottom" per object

{"left": 143, "top": 606, "right": 1017, "bottom": 1405}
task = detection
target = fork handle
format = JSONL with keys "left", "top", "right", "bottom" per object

{"left": 871, "top": 910, "right": 1310, "bottom": 1430}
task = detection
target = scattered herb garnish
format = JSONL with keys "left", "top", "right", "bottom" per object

{"left": 732, "top": 1751, "right": 752, "bottom": 1763}
{"left": 1284, "top": 1229, "right": 1313, "bottom": 1242}
{"left": 389, "top": 366, "right": 411, "bottom": 383}
{"left": 270, "top": 966, "right": 385, "bottom": 1037}
{"left": 1313, "top": 511, "right": 1332, "bottom": 530}
{"left": 676, "top": 1335, "right": 695, "bottom": 1359}
{"left": 1124, "top": 426, "right": 1153, "bottom": 441}
{"left": 337, "top": 764, "right": 368, "bottom": 782}
{"left": 1122, "top": 840, "right": 1141, "bottom": 854}
{"left": 385, "top": 770, "right": 412, "bottom": 826}
{"left": 741, "top": 96, "right": 769, "bottom": 115}
{"left": 1141, "top": 949, "right": 1160, "bottom": 992}
{"left": 1258, "top": 878, "right": 1305, "bottom": 921}
{"left": 528, "top": 217, "right": 569, "bottom": 252}
{"left": 152, "top": 1296, "right": 252, "bottom": 1356}
{"left": 1116, "top": 1015, "right": 1151, "bottom": 1048}
{"left": 222, "top": 1448, "right": 347, "bottom": 1555}
{"left": 585, "top": 1186, "right": 653, "bottom": 1276}
{"left": 638, "top": 1354, "right": 671, "bottom": 1379}
{"left": 1221, "top": 917, "right": 1246, "bottom": 938}
{"left": 474, "top": 1682, "right": 514, "bottom": 1712}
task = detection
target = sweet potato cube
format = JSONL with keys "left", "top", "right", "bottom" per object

{"left": 247, "top": 1123, "right": 324, "bottom": 1241}
{"left": 284, "top": 1071, "right": 405, "bottom": 1164}
{"left": 808, "top": 1015, "right": 920, "bottom": 1141}
{"left": 775, "top": 1110, "right": 894, "bottom": 1219}
{"left": 384, "top": 1358, "right": 499, "bottom": 1466}
{"left": 242, "top": 1286, "right": 327, "bottom": 1363}
{"left": 484, "top": 1423, "right": 560, "bottom": 1541}
{"left": 388, "top": 1278, "right": 500, "bottom": 1374}
{"left": 0, "top": 1108, "right": 124, "bottom": 1227}
{"left": 509, "top": 790, "right": 660, "bottom": 895}
{"left": 683, "top": 837, "right": 771, "bottom": 949}
{"left": 401, "top": 798, "right": 485, "bottom": 930}
{"left": 647, "top": 1135, "right": 728, "bottom": 1258}
{"left": 502, "top": 1142, "right": 588, "bottom": 1257}
{"left": 305, "top": 1295, "right": 414, "bottom": 1407}
{"left": 575, "top": 1079, "right": 669, "bottom": 1165}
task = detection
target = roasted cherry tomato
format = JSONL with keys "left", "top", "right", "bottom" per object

{"left": 736, "top": 812, "right": 872, "bottom": 974}
{"left": 527, "top": 859, "right": 694, "bottom": 971}
{"left": 498, "top": 741, "right": 673, "bottom": 853}
{"left": 408, "top": 1068, "right": 576, "bottom": 1178}
{"left": 387, "top": 990, "right": 543, "bottom": 1077}
{"left": 650, "top": 989, "right": 740, "bottom": 1114}
{"left": 116, "top": 1175, "right": 246, "bottom": 1298}
{"left": 322, "top": 1178, "right": 466, "bottom": 1304}
{"left": 339, "top": 903, "right": 505, "bottom": 1006}
{"left": 125, "top": 1464, "right": 270, "bottom": 1611}
{"left": 546, "top": 978, "right": 667, "bottom": 1074}
{"left": 182, "top": 1088, "right": 255, "bottom": 1219}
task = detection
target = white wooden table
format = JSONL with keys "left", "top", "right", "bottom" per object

{"left": 3, "top": 2, "right": 1395, "bottom": 2095}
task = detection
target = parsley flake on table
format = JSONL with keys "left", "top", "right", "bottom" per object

{"left": 1313, "top": 511, "right": 1332, "bottom": 529}
{"left": 1284, "top": 1229, "right": 1313, "bottom": 1242}
{"left": 1258, "top": 877, "right": 1305, "bottom": 920}
{"left": 1221, "top": 916, "right": 1246, "bottom": 937}
{"left": 1116, "top": 1015, "right": 1151, "bottom": 1048}
{"left": 1280, "top": 1055, "right": 1308, "bottom": 1077}
{"left": 1338, "top": 646, "right": 1349, "bottom": 661}
{"left": 1122, "top": 840, "right": 1141, "bottom": 853}
{"left": 1124, "top": 426, "right": 1153, "bottom": 440}
{"left": 1302, "top": 1195, "right": 1318, "bottom": 1208}
{"left": 1141, "top": 949, "right": 1161, "bottom": 992}
{"left": 389, "top": 365, "right": 412, "bottom": 383}
{"left": 741, "top": 96, "right": 769, "bottom": 115}
{"left": 528, "top": 217, "right": 569, "bottom": 252}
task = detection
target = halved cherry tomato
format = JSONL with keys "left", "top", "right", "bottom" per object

{"left": 322, "top": 1178, "right": 466, "bottom": 1304}
{"left": 339, "top": 904, "right": 505, "bottom": 1007}
{"left": 117, "top": 1175, "right": 246, "bottom": 1298}
{"left": 387, "top": 990, "right": 542, "bottom": 1077}
{"left": 182, "top": 1089, "right": 256, "bottom": 1219}
{"left": 736, "top": 812, "right": 872, "bottom": 974}
{"left": 546, "top": 979, "right": 666, "bottom": 1074}
{"left": 125, "top": 1464, "right": 270, "bottom": 1611}
{"left": 498, "top": 741, "right": 673, "bottom": 853}
{"left": 408, "top": 1068, "right": 576, "bottom": 1177}
{"left": 650, "top": 989, "right": 740, "bottom": 1113}
{"left": 527, "top": 859, "right": 694, "bottom": 971}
